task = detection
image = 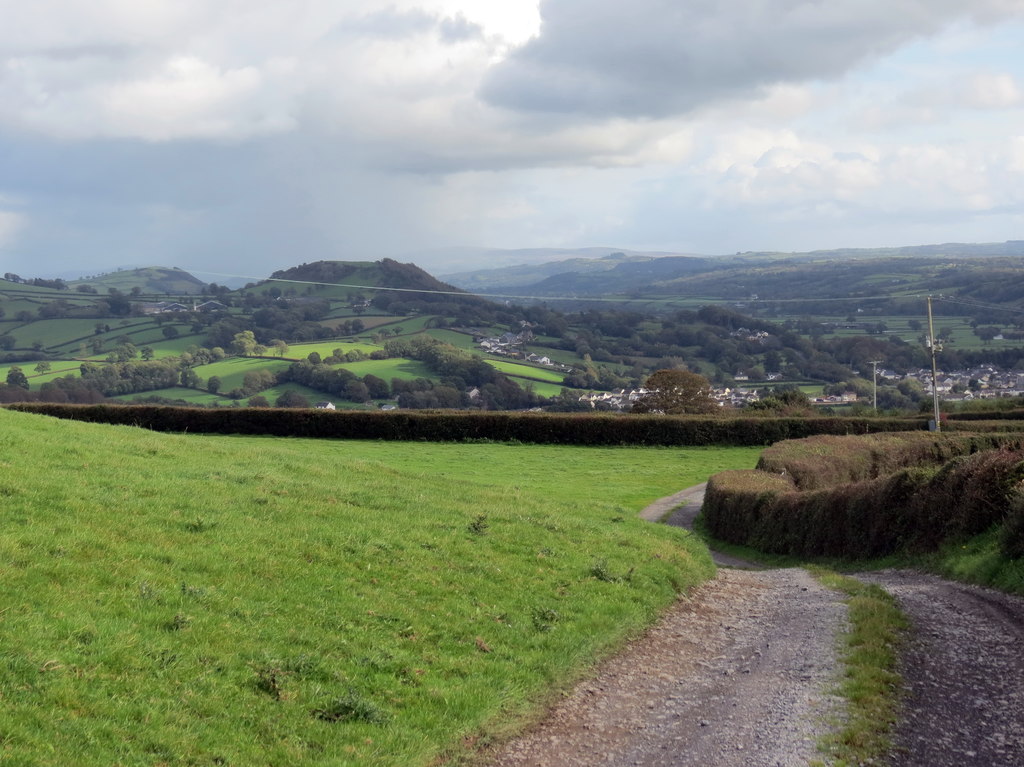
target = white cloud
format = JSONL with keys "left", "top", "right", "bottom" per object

{"left": 0, "top": 208, "right": 26, "bottom": 248}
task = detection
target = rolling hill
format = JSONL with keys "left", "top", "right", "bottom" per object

{"left": 443, "top": 241, "right": 1024, "bottom": 300}
{"left": 69, "top": 267, "right": 209, "bottom": 295}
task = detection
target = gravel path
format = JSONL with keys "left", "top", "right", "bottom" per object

{"left": 484, "top": 568, "right": 845, "bottom": 767}
{"left": 857, "top": 569, "right": 1024, "bottom": 767}
{"left": 483, "top": 487, "right": 845, "bottom": 767}
{"left": 482, "top": 486, "right": 1024, "bottom": 767}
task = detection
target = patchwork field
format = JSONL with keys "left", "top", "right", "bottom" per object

{"left": 0, "top": 408, "right": 762, "bottom": 766}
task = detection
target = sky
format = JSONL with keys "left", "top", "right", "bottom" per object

{"left": 1, "top": 0, "right": 1024, "bottom": 281}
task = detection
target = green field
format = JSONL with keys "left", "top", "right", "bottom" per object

{"left": 424, "top": 329, "right": 478, "bottom": 350}
{"left": 327, "top": 357, "right": 434, "bottom": 381}
{"left": 287, "top": 341, "right": 382, "bottom": 360}
{"left": 0, "top": 408, "right": 761, "bottom": 766}
{"left": 486, "top": 359, "right": 567, "bottom": 384}
{"left": 192, "top": 357, "right": 297, "bottom": 392}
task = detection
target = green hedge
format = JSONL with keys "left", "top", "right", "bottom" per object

{"left": 945, "top": 410, "right": 1024, "bottom": 421}
{"left": 3, "top": 403, "right": 925, "bottom": 446}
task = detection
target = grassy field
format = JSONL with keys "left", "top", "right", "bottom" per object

{"left": 287, "top": 341, "right": 382, "bottom": 360}
{"left": 0, "top": 407, "right": 761, "bottom": 766}
{"left": 486, "top": 360, "right": 566, "bottom": 384}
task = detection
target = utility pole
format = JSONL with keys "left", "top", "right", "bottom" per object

{"left": 927, "top": 296, "right": 942, "bottom": 431}
{"left": 869, "top": 360, "right": 882, "bottom": 413}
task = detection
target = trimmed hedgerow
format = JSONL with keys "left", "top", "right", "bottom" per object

{"left": 755, "top": 432, "right": 1024, "bottom": 491}
{"left": 2, "top": 403, "right": 924, "bottom": 446}
{"left": 705, "top": 440, "right": 1024, "bottom": 558}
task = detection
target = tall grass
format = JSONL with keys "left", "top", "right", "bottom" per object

{"left": 0, "top": 409, "right": 760, "bottom": 765}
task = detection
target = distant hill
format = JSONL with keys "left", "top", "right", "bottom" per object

{"left": 70, "top": 267, "right": 208, "bottom": 295}
{"left": 264, "top": 258, "right": 467, "bottom": 297}
{"left": 423, "top": 246, "right": 693, "bottom": 280}
{"left": 439, "top": 251, "right": 674, "bottom": 292}
{"left": 443, "top": 241, "right": 1024, "bottom": 298}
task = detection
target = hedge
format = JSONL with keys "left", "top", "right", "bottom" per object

{"left": 704, "top": 433, "right": 1024, "bottom": 558}
{"left": 755, "top": 432, "right": 1024, "bottom": 490}
{"left": 3, "top": 403, "right": 926, "bottom": 446}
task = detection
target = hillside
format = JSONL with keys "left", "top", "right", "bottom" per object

{"left": 266, "top": 259, "right": 465, "bottom": 297}
{"left": 437, "top": 251, "right": 681, "bottom": 292}
{"left": 0, "top": 407, "right": 751, "bottom": 766}
{"left": 443, "top": 241, "right": 1024, "bottom": 299}
{"left": 69, "top": 267, "right": 208, "bottom": 295}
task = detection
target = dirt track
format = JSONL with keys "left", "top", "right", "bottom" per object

{"left": 858, "top": 570, "right": 1024, "bottom": 766}
{"left": 482, "top": 487, "right": 1024, "bottom": 767}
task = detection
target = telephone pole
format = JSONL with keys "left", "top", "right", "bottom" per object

{"left": 927, "top": 296, "right": 942, "bottom": 431}
{"left": 869, "top": 360, "right": 882, "bottom": 413}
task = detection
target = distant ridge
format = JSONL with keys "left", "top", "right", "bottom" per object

{"left": 441, "top": 241, "right": 1024, "bottom": 296}
{"left": 70, "top": 267, "right": 208, "bottom": 295}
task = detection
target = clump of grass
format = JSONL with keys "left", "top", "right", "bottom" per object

{"left": 254, "top": 666, "right": 285, "bottom": 700}
{"left": 589, "top": 559, "right": 633, "bottom": 583}
{"left": 312, "top": 690, "right": 388, "bottom": 724}
{"left": 467, "top": 514, "right": 489, "bottom": 535}
{"left": 531, "top": 607, "right": 561, "bottom": 632}
{"left": 811, "top": 567, "right": 907, "bottom": 765}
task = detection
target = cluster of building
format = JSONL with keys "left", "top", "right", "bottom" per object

{"left": 577, "top": 385, "right": 767, "bottom": 410}
{"left": 141, "top": 300, "right": 228, "bottom": 314}
{"left": 475, "top": 328, "right": 573, "bottom": 372}
{"left": 878, "top": 365, "right": 1024, "bottom": 401}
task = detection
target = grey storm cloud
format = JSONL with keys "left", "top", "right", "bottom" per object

{"left": 480, "top": 0, "right": 1024, "bottom": 118}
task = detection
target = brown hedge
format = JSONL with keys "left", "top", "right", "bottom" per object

{"left": 3, "top": 403, "right": 924, "bottom": 446}
{"left": 705, "top": 435, "right": 1024, "bottom": 558}
{"left": 755, "top": 432, "right": 1024, "bottom": 490}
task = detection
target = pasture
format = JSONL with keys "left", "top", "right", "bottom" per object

{"left": 0, "top": 407, "right": 761, "bottom": 766}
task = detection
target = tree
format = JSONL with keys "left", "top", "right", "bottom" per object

{"left": 6, "top": 366, "right": 29, "bottom": 389}
{"left": 162, "top": 326, "right": 179, "bottom": 339}
{"left": 34, "top": 361, "right": 51, "bottom": 375}
{"left": 275, "top": 390, "right": 309, "bottom": 408}
{"left": 207, "top": 376, "right": 222, "bottom": 394}
{"left": 140, "top": 346, "right": 155, "bottom": 361}
{"left": 631, "top": 369, "right": 716, "bottom": 415}
{"left": 231, "top": 330, "right": 258, "bottom": 356}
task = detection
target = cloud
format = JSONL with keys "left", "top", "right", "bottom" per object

{"left": 480, "top": 0, "right": 1024, "bottom": 119}
{"left": 0, "top": 208, "right": 26, "bottom": 248}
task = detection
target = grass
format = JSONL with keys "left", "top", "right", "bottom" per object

{"left": 326, "top": 357, "right": 434, "bottom": 381}
{"left": 0, "top": 408, "right": 762, "bottom": 766}
{"left": 810, "top": 569, "right": 907, "bottom": 767}
{"left": 485, "top": 360, "right": 566, "bottom": 384}
{"left": 191, "top": 357, "right": 296, "bottom": 391}
{"left": 922, "top": 528, "right": 1024, "bottom": 595}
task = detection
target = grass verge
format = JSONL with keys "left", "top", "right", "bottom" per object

{"left": 809, "top": 568, "right": 907, "bottom": 767}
